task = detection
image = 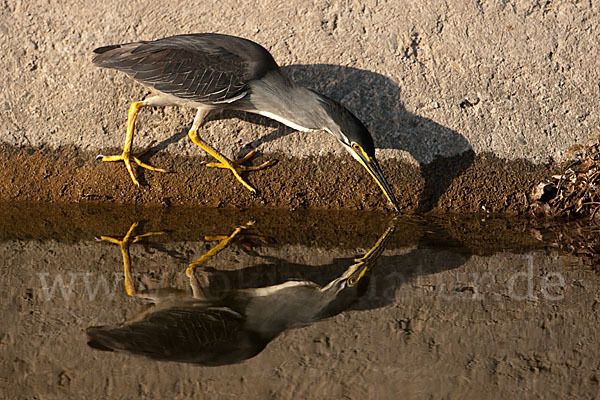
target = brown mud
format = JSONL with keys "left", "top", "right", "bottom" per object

{"left": 0, "top": 143, "right": 554, "bottom": 214}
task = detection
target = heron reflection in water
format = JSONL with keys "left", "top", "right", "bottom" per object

{"left": 87, "top": 220, "right": 395, "bottom": 366}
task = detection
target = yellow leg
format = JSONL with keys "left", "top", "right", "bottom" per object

{"left": 204, "top": 231, "right": 273, "bottom": 251}
{"left": 187, "top": 109, "right": 275, "bottom": 192}
{"left": 100, "top": 222, "right": 164, "bottom": 296}
{"left": 203, "top": 234, "right": 230, "bottom": 241}
{"left": 100, "top": 101, "right": 167, "bottom": 186}
{"left": 186, "top": 221, "right": 254, "bottom": 277}
{"left": 188, "top": 129, "right": 258, "bottom": 192}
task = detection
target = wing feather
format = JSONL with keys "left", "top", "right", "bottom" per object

{"left": 92, "top": 33, "right": 279, "bottom": 104}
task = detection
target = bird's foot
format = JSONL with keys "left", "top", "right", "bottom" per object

{"left": 100, "top": 222, "right": 165, "bottom": 247}
{"left": 205, "top": 150, "right": 276, "bottom": 193}
{"left": 186, "top": 221, "right": 255, "bottom": 277}
{"left": 97, "top": 141, "right": 168, "bottom": 186}
{"left": 99, "top": 222, "right": 165, "bottom": 297}
{"left": 205, "top": 150, "right": 276, "bottom": 171}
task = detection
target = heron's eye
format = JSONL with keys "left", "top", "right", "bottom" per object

{"left": 351, "top": 142, "right": 371, "bottom": 161}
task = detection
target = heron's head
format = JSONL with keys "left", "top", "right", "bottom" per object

{"left": 316, "top": 95, "right": 400, "bottom": 212}
{"left": 318, "top": 221, "right": 396, "bottom": 318}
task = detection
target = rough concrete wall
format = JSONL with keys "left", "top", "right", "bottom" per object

{"left": 4, "top": 0, "right": 599, "bottom": 162}
{"left": 1, "top": 0, "right": 598, "bottom": 209}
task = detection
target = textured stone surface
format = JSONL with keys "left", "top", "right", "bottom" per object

{"left": 1, "top": 1, "right": 598, "bottom": 209}
{"left": 3, "top": 0, "right": 599, "bottom": 163}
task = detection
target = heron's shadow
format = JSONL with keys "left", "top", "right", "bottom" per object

{"left": 153, "top": 64, "right": 475, "bottom": 212}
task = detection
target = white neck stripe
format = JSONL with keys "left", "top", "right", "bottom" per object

{"left": 256, "top": 111, "right": 314, "bottom": 132}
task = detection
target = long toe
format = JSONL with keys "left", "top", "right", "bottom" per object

{"left": 98, "top": 152, "right": 139, "bottom": 185}
{"left": 205, "top": 153, "right": 277, "bottom": 172}
{"left": 99, "top": 147, "right": 167, "bottom": 186}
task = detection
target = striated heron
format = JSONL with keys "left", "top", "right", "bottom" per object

{"left": 88, "top": 220, "right": 395, "bottom": 365}
{"left": 93, "top": 33, "right": 399, "bottom": 211}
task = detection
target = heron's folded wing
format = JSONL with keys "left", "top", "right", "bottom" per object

{"left": 92, "top": 33, "right": 279, "bottom": 104}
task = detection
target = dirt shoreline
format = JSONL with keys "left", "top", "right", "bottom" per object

{"left": 0, "top": 143, "right": 553, "bottom": 214}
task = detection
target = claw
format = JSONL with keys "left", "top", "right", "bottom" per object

{"left": 188, "top": 125, "right": 276, "bottom": 193}
{"left": 99, "top": 101, "right": 167, "bottom": 187}
{"left": 203, "top": 151, "right": 276, "bottom": 193}
{"left": 205, "top": 150, "right": 277, "bottom": 173}
{"left": 100, "top": 145, "right": 168, "bottom": 186}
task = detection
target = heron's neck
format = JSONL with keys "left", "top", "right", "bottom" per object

{"left": 247, "top": 72, "right": 332, "bottom": 132}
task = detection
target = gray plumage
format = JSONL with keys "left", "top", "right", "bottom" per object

{"left": 88, "top": 302, "right": 265, "bottom": 366}
{"left": 86, "top": 277, "right": 368, "bottom": 366}
{"left": 86, "top": 223, "right": 395, "bottom": 366}
{"left": 93, "top": 33, "right": 278, "bottom": 105}
{"left": 92, "top": 33, "right": 400, "bottom": 210}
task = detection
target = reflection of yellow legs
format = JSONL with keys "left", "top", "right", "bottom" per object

{"left": 186, "top": 221, "right": 254, "bottom": 277}
{"left": 100, "top": 222, "right": 164, "bottom": 296}
{"left": 100, "top": 101, "right": 167, "bottom": 186}
{"left": 188, "top": 109, "right": 276, "bottom": 193}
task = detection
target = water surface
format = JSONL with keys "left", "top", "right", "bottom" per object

{"left": 1, "top": 203, "right": 598, "bottom": 399}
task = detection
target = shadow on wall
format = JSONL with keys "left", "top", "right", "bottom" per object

{"left": 287, "top": 64, "right": 475, "bottom": 213}
{"left": 166, "top": 64, "right": 475, "bottom": 212}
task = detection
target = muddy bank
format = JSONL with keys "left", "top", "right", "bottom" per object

{"left": 0, "top": 202, "right": 554, "bottom": 253}
{"left": 0, "top": 144, "right": 553, "bottom": 213}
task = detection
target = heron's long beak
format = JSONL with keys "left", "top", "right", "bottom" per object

{"left": 354, "top": 154, "right": 400, "bottom": 212}
{"left": 346, "top": 261, "right": 369, "bottom": 287}
{"left": 342, "top": 221, "right": 396, "bottom": 286}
